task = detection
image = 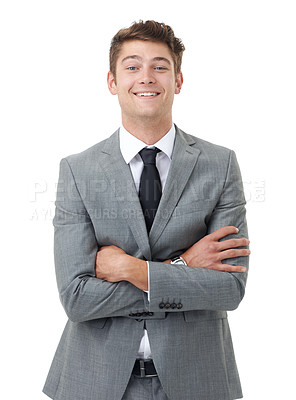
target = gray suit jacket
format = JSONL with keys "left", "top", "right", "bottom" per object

{"left": 43, "top": 126, "right": 249, "bottom": 400}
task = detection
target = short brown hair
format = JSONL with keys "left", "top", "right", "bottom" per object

{"left": 109, "top": 20, "right": 185, "bottom": 79}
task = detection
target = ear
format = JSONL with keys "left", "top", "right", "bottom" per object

{"left": 107, "top": 71, "right": 117, "bottom": 95}
{"left": 175, "top": 72, "right": 183, "bottom": 94}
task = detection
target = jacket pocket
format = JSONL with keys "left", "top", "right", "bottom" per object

{"left": 183, "top": 310, "right": 227, "bottom": 322}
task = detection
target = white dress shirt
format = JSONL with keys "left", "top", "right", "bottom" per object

{"left": 119, "top": 124, "right": 175, "bottom": 360}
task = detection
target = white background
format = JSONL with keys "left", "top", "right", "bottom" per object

{"left": 1, "top": 1, "right": 295, "bottom": 399}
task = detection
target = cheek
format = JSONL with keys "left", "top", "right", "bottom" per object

{"left": 162, "top": 77, "right": 178, "bottom": 95}
{"left": 116, "top": 74, "right": 135, "bottom": 91}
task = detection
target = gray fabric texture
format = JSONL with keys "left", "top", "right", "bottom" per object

{"left": 43, "top": 126, "right": 248, "bottom": 400}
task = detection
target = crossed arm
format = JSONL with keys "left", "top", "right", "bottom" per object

{"left": 95, "top": 226, "right": 250, "bottom": 291}
{"left": 55, "top": 153, "right": 249, "bottom": 321}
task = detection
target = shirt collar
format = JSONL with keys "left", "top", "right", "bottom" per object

{"left": 119, "top": 124, "right": 176, "bottom": 164}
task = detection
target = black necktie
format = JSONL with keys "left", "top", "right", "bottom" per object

{"left": 139, "top": 147, "right": 162, "bottom": 232}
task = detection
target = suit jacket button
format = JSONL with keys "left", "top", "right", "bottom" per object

{"left": 177, "top": 303, "right": 183, "bottom": 309}
{"left": 136, "top": 312, "right": 143, "bottom": 317}
{"left": 148, "top": 312, "right": 154, "bottom": 316}
{"left": 159, "top": 302, "right": 165, "bottom": 309}
{"left": 165, "top": 303, "right": 171, "bottom": 309}
{"left": 171, "top": 303, "right": 177, "bottom": 309}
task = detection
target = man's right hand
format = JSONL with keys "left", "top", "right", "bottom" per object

{"left": 180, "top": 226, "right": 250, "bottom": 273}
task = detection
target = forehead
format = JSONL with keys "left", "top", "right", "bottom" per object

{"left": 118, "top": 40, "right": 173, "bottom": 64}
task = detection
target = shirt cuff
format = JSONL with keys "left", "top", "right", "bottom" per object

{"left": 143, "top": 261, "right": 150, "bottom": 302}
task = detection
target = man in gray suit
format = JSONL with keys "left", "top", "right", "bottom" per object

{"left": 43, "top": 20, "right": 250, "bottom": 400}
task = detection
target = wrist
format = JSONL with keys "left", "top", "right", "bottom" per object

{"left": 180, "top": 252, "right": 190, "bottom": 266}
{"left": 118, "top": 254, "right": 134, "bottom": 281}
{"left": 122, "top": 255, "right": 148, "bottom": 291}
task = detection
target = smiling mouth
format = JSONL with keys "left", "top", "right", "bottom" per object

{"left": 134, "top": 92, "right": 161, "bottom": 97}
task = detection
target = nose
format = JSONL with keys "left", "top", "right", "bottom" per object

{"left": 139, "top": 67, "right": 156, "bottom": 85}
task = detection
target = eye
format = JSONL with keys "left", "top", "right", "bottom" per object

{"left": 127, "top": 66, "right": 137, "bottom": 71}
{"left": 155, "top": 66, "right": 167, "bottom": 71}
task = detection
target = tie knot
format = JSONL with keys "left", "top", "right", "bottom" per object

{"left": 139, "top": 147, "right": 160, "bottom": 165}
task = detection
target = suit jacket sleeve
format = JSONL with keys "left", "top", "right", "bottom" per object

{"left": 53, "top": 158, "right": 147, "bottom": 322}
{"left": 148, "top": 150, "right": 249, "bottom": 312}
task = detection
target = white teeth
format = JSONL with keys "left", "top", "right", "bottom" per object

{"left": 136, "top": 92, "right": 158, "bottom": 97}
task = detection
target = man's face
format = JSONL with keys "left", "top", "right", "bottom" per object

{"left": 107, "top": 40, "right": 183, "bottom": 126}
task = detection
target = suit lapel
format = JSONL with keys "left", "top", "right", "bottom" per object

{"left": 98, "top": 130, "right": 151, "bottom": 260}
{"left": 149, "top": 127, "right": 201, "bottom": 248}
{"left": 96, "top": 127, "right": 200, "bottom": 259}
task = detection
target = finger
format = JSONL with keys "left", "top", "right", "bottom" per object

{"left": 218, "top": 248, "right": 250, "bottom": 261}
{"left": 211, "top": 264, "right": 247, "bottom": 273}
{"left": 210, "top": 226, "right": 239, "bottom": 241}
{"left": 218, "top": 238, "right": 250, "bottom": 251}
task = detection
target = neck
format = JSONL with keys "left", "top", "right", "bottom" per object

{"left": 122, "top": 115, "right": 173, "bottom": 145}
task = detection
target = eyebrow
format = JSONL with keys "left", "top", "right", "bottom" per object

{"left": 121, "top": 55, "right": 172, "bottom": 65}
